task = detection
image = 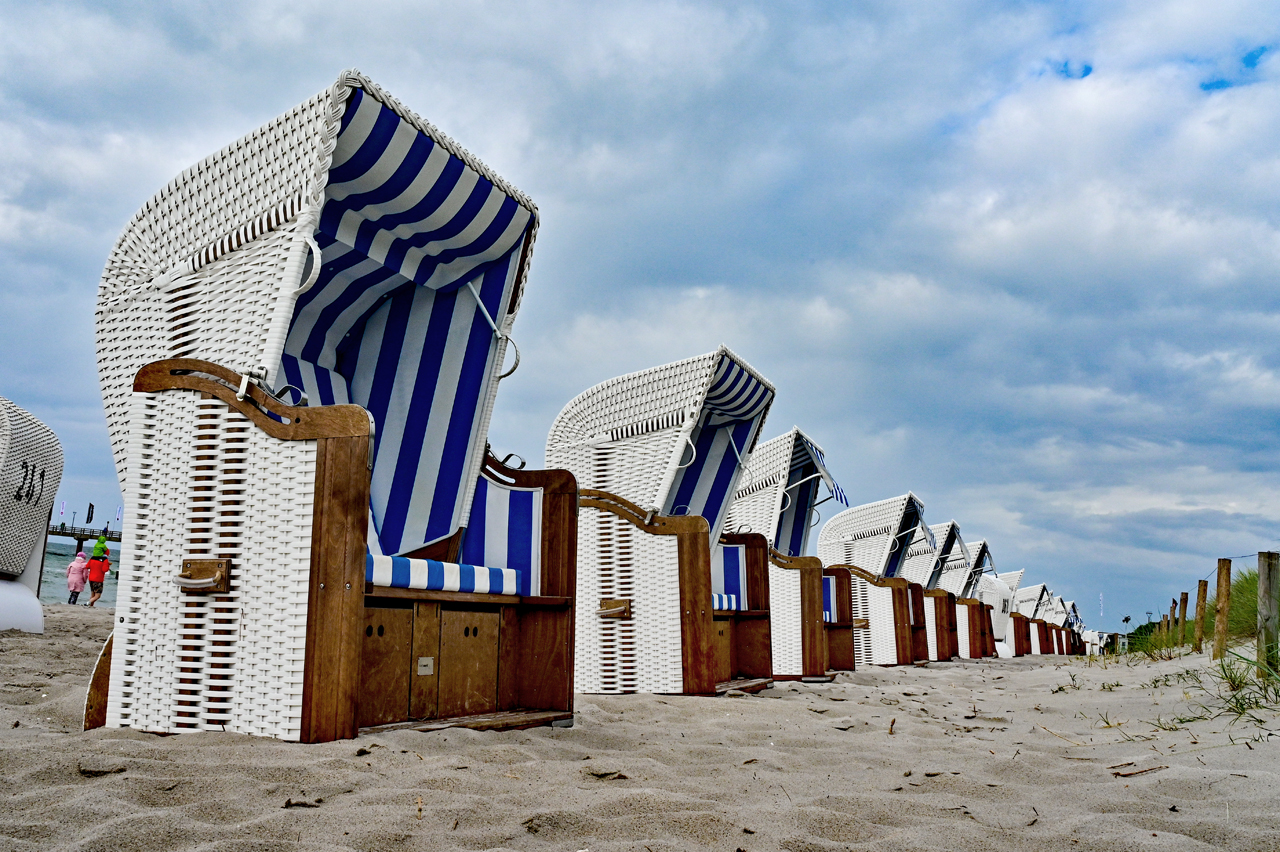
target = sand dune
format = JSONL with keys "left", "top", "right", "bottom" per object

{"left": 1, "top": 606, "right": 1276, "bottom": 851}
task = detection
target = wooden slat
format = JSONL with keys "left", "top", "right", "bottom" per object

{"left": 410, "top": 602, "right": 441, "bottom": 720}
{"left": 715, "top": 677, "right": 772, "bottom": 695}
{"left": 301, "top": 434, "right": 370, "bottom": 743}
{"left": 83, "top": 633, "right": 113, "bottom": 731}
{"left": 361, "top": 708, "right": 573, "bottom": 735}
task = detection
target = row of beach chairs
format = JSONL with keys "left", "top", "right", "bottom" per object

{"left": 5, "top": 71, "right": 1087, "bottom": 742}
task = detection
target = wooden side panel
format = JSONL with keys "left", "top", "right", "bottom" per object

{"left": 890, "top": 581, "right": 914, "bottom": 665}
{"left": 797, "top": 558, "right": 825, "bottom": 678}
{"left": 735, "top": 616, "right": 772, "bottom": 680}
{"left": 83, "top": 633, "right": 113, "bottom": 730}
{"left": 908, "top": 583, "right": 929, "bottom": 663}
{"left": 301, "top": 435, "right": 371, "bottom": 743}
{"left": 926, "top": 591, "right": 955, "bottom": 660}
{"left": 516, "top": 607, "right": 574, "bottom": 712}
{"left": 712, "top": 617, "right": 734, "bottom": 684}
{"left": 826, "top": 625, "right": 855, "bottom": 672}
{"left": 410, "top": 602, "right": 441, "bottom": 720}
{"left": 677, "top": 530, "right": 717, "bottom": 695}
{"left": 358, "top": 606, "right": 413, "bottom": 728}
{"left": 438, "top": 609, "right": 500, "bottom": 718}
{"left": 497, "top": 606, "right": 520, "bottom": 711}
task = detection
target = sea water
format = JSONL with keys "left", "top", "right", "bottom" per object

{"left": 39, "top": 539, "right": 117, "bottom": 608}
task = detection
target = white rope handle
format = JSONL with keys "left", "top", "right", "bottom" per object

{"left": 172, "top": 575, "right": 219, "bottom": 589}
{"left": 675, "top": 435, "right": 697, "bottom": 469}
{"left": 293, "top": 232, "right": 323, "bottom": 296}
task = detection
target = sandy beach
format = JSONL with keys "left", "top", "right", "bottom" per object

{"left": 1, "top": 606, "right": 1276, "bottom": 851}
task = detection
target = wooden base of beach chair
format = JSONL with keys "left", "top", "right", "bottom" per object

{"left": 361, "top": 708, "right": 575, "bottom": 735}
{"left": 716, "top": 677, "right": 773, "bottom": 694}
{"left": 356, "top": 457, "right": 577, "bottom": 732}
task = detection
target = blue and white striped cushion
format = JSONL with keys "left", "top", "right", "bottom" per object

{"left": 666, "top": 356, "right": 774, "bottom": 544}
{"left": 457, "top": 475, "right": 542, "bottom": 597}
{"left": 823, "top": 575, "right": 837, "bottom": 623}
{"left": 711, "top": 544, "right": 748, "bottom": 611}
{"left": 713, "top": 594, "right": 739, "bottom": 611}
{"left": 366, "top": 554, "right": 519, "bottom": 595}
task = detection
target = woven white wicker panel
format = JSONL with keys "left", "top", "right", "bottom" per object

{"left": 724, "top": 484, "right": 776, "bottom": 540}
{"left": 549, "top": 427, "right": 684, "bottom": 519}
{"left": 97, "top": 223, "right": 303, "bottom": 481}
{"left": 849, "top": 574, "right": 871, "bottom": 669}
{"left": 107, "top": 391, "right": 315, "bottom": 739}
{"left": 767, "top": 564, "right": 803, "bottom": 677}
{"left": 924, "top": 603, "right": 939, "bottom": 661}
{"left": 850, "top": 576, "right": 900, "bottom": 667}
{"left": 0, "top": 397, "right": 63, "bottom": 578}
{"left": 1029, "top": 627, "right": 1042, "bottom": 655}
{"left": 956, "top": 606, "right": 972, "bottom": 658}
{"left": 575, "top": 506, "right": 684, "bottom": 694}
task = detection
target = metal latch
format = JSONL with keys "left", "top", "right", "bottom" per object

{"left": 597, "top": 598, "right": 632, "bottom": 618}
{"left": 173, "top": 559, "right": 231, "bottom": 594}
{"left": 417, "top": 657, "right": 434, "bottom": 676}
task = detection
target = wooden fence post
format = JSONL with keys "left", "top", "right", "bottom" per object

{"left": 1213, "top": 558, "right": 1231, "bottom": 661}
{"left": 1193, "top": 579, "right": 1208, "bottom": 654}
{"left": 1259, "top": 552, "right": 1279, "bottom": 676}
{"left": 1178, "top": 592, "right": 1188, "bottom": 646}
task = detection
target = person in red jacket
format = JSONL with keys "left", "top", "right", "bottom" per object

{"left": 85, "top": 548, "right": 110, "bottom": 607}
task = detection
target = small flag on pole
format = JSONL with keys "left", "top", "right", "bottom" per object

{"left": 115, "top": 505, "right": 122, "bottom": 522}
{"left": 59, "top": 501, "right": 65, "bottom": 517}
{"left": 1100, "top": 592, "right": 1104, "bottom": 619}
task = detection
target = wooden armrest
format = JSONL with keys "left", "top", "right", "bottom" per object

{"left": 578, "top": 489, "right": 709, "bottom": 536}
{"left": 133, "top": 358, "right": 372, "bottom": 440}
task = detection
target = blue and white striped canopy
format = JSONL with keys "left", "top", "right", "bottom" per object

{"left": 665, "top": 354, "right": 774, "bottom": 545}
{"left": 774, "top": 430, "right": 849, "bottom": 557}
{"left": 280, "top": 86, "right": 535, "bottom": 556}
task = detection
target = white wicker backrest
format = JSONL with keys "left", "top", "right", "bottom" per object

{"left": 926, "top": 521, "right": 973, "bottom": 594}
{"left": 0, "top": 397, "right": 63, "bottom": 577}
{"left": 96, "top": 70, "right": 537, "bottom": 556}
{"left": 724, "top": 427, "right": 848, "bottom": 557}
{"left": 978, "top": 573, "right": 1014, "bottom": 640}
{"left": 997, "top": 567, "right": 1023, "bottom": 598}
{"left": 1013, "top": 583, "right": 1047, "bottom": 618}
{"left": 817, "top": 493, "right": 928, "bottom": 578}
{"left": 547, "top": 346, "right": 774, "bottom": 546}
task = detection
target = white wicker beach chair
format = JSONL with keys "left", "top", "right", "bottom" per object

{"left": 546, "top": 347, "right": 776, "bottom": 695}
{"left": 1013, "top": 583, "right": 1052, "bottom": 655}
{"left": 816, "top": 494, "right": 930, "bottom": 667}
{"left": 900, "top": 521, "right": 969, "bottom": 661}
{"left": 0, "top": 397, "right": 63, "bottom": 633}
{"left": 723, "top": 427, "right": 849, "bottom": 679}
{"left": 87, "top": 71, "right": 579, "bottom": 742}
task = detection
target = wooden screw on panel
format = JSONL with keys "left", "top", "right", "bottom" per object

{"left": 1193, "top": 579, "right": 1208, "bottom": 654}
{"left": 1213, "top": 559, "right": 1231, "bottom": 661}
{"left": 1259, "top": 552, "right": 1279, "bottom": 677}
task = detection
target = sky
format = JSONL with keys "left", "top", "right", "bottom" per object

{"left": 3, "top": 0, "right": 1280, "bottom": 632}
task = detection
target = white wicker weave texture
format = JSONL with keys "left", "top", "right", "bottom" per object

{"left": 956, "top": 606, "right": 972, "bottom": 658}
{"left": 923, "top": 601, "right": 939, "bottom": 661}
{"left": 0, "top": 397, "right": 64, "bottom": 578}
{"left": 767, "top": 563, "right": 803, "bottom": 677}
{"left": 107, "top": 391, "right": 314, "bottom": 739}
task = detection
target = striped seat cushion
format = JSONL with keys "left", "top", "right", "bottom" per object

{"left": 823, "top": 575, "right": 837, "bottom": 622}
{"left": 366, "top": 555, "right": 519, "bottom": 595}
{"left": 713, "top": 594, "right": 740, "bottom": 611}
{"left": 711, "top": 544, "right": 748, "bottom": 611}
